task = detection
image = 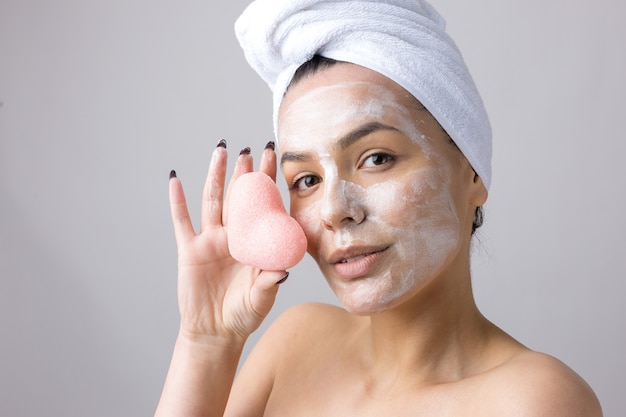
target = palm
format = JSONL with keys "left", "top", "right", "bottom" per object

{"left": 169, "top": 144, "right": 283, "bottom": 341}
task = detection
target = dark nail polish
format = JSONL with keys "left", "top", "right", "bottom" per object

{"left": 275, "top": 272, "right": 289, "bottom": 285}
{"left": 169, "top": 170, "right": 177, "bottom": 179}
{"left": 217, "top": 139, "right": 227, "bottom": 148}
{"left": 239, "top": 147, "right": 251, "bottom": 155}
{"left": 265, "top": 141, "right": 275, "bottom": 151}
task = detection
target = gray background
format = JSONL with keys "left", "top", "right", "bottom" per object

{"left": 1, "top": 0, "right": 624, "bottom": 415}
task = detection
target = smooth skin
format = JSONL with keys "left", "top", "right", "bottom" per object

{"left": 156, "top": 144, "right": 286, "bottom": 416}
{"left": 155, "top": 64, "right": 602, "bottom": 416}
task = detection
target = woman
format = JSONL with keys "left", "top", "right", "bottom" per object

{"left": 156, "top": 1, "right": 602, "bottom": 415}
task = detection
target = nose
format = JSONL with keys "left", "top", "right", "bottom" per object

{"left": 320, "top": 177, "right": 365, "bottom": 230}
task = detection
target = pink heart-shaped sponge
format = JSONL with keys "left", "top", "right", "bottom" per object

{"left": 227, "top": 172, "right": 307, "bottom": 271}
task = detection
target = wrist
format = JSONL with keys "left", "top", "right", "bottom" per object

{"left": 176, "top": 328, "right": 247, "bottom": 356}
{"left": 156, "top": 327, "right": 246, "bottom": 417}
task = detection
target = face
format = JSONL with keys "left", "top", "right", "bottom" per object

{"left": 277, "top": 63, "right": 483, "bottom": 314}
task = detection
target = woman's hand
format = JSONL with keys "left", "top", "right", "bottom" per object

{"left": 168, "top": 140, "right": 285, "bottom": 343}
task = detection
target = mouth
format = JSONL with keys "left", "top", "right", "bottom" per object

{"left": 329, "top": 245, "right": 388, "bottom": 264}
{"left": 329, "top": 246, "right": 389, "bottom": 280}
{"left": 338, "top": 251, "right": 382, "bottom": 264}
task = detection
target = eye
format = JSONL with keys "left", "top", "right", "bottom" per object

{"left": 290, "top": 174, "right": 321, "bottom": 192}
{"left": 361, "top": 152, "right": 394, "bottom": 168}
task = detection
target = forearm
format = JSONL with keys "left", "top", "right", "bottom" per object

{"left": 155, "top": 331, "right": 245, "bottom": 417}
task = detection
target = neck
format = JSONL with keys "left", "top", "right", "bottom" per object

{"left": 359, "top": 260, "right": 493, "bottom": 385}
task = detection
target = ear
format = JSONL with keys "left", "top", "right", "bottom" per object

{"left": 468, "top": 171, "right": 488, "bottom": 207}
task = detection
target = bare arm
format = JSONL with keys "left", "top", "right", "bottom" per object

{"left": 155, "top": 333, "right": 245, "bottom": 416}
{"left": 155, "top": 142, "right": 285, "bottom": 417}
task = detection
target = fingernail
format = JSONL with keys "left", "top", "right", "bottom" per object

{"left": 217, "top": 139, "right": 227, "bottom": 148}
{"left": 239, "top": 147, "right": 251, "bottom": 155}
{"left": 169, "top": 170, "right": 177, "bottom": 179}
{"left": 275, "top": 272, "right": 289, "bottom": 285}
{"left": 265, "top": 141, "right": 275, "bottom": 151}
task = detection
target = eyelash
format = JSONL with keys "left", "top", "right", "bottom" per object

{"left": 289, "top": 152, "right": 395, "bottom": 192}
{"left": 360, "top": 152, "right": 394, "bottom": 168}
{"left": 289, "top": 174, "right": 320, "bottom": 192}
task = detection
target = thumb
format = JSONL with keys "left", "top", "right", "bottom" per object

{"left": 249, "top": 270, "right": 289, "bottom": 319}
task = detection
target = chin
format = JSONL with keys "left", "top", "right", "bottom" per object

{"left": 334, "top": 286, "right": 406, "bottom": 316}
{"left": 328, "top": 267, "right": 436, "bottom": 316}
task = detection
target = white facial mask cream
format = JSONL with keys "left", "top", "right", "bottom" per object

{"left": 279, "top": 77, "right": 462, "bottom": 314}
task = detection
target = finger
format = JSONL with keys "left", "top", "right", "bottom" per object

{"left": 259, "top": 141, "right": 277, "bottom": 182}
{"left": 223, "top": 147, "right": 254, "bottom": 225}
{"left": 233, "top": 147, "right": 254, "bottom": 178}
{"left": 249, "top": 270, "right": 288, "bottom": 318}
{"left": 169, "top": 171, "right": 196, "bottom": 243}
{"left": 225, "top": 148, "right": 253, "bottom": 197}
{"left": 200, "top": 141, "right": 228, "bottom": 231}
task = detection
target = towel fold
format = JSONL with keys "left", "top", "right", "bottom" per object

{"left": 235, "top": 0, "right": 492, "bottom": 189}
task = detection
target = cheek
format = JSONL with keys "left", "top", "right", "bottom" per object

{"left": 371, "top": 169, "right": 461, "bottom": 255}
{"left": 388, "top": 170, "right": 461, "bottom": 263}
{"left": 291, "top": 200, "right": 324, "bottom": 254}
{"left": 365, "top": 169, "right": 455, "bottom": 223}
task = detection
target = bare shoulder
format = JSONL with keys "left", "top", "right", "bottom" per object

{"left": 263, "top": 302, "right": 356, "bottom": 352}
{"left": 241, "top": 302, "right": 350, "bottom": 366}
{"left": 483, "top": 350, "right": 603, "bottom": 417}
{"left": 226, "top": 303, "right": 350, "bottom": 416}
{"left": 248, "top": 302, "right": 362, "bottom": 380}
{"left": 271, "top": 302, "right": 353, "bottom": 333}
{"left": 247, "top": 302, "right": 351, "bottom": 352}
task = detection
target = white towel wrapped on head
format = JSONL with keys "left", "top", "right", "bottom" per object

{"left": 235, "top": 0, "right": 492, "bottom": 189}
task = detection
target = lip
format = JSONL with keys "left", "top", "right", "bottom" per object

{"left": 329, "top": 246, "right": 389, "bottom": 280}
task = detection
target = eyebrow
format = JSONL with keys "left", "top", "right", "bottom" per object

{"left": 280, "top": 122, "right": 399, "bottom": 165}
